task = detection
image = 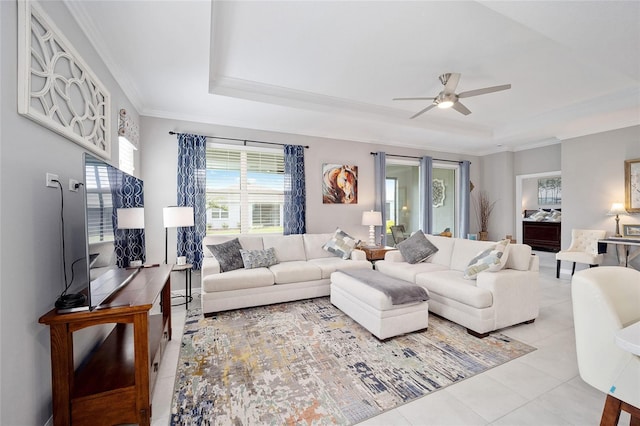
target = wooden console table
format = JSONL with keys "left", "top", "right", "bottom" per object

{"left": 39, "top": 265, "right": 172, "bottom": 426}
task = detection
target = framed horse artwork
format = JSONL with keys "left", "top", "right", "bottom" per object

{"left": 322, "top": 164, "right": 358, "bottom": 204}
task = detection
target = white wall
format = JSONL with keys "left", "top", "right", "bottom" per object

{"left": 140, "top": 116, "right": 480, "bottom": 268}
{"left": 561, "top": 126, "right": 640, "bottom": 270}
{"left": 0, "top": 2, "right": 138, "bottom": 424}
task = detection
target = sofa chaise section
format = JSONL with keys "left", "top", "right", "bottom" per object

{"left": 375, "top": 235, "right": 539, "bottom": 337}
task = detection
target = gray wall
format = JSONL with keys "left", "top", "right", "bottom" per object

{"left": 140, "top": 116, "right": 480, "bottom": 265}
{"left": 0, "top": 2, "right": 138, "bottom": 424}
{"left": 561, "top": 126, "right": 640, "bottom": 270}
{"left": 479, "top": 151, "right": 516, "bottom": 241}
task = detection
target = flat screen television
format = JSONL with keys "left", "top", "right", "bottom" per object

{"left": 81, "top": 153, "right": 146, "bottom": 310}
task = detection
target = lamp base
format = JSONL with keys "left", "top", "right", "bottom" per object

{"left": 615, "top": 216, "right": 622, "bottom": 237}
{"left": 368, "top": 225, "right": 377, "bottom": 247}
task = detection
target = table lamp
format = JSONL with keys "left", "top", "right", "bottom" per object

{"left": 362, "top": 210, "right": 382, "bottom": 247}
{"left": 607, "top": 203, "right": 627, "bottom": 237}
{"left": 116, "top": 207, "right": 145, "bottom": 266}
{"left": 163, "top": 206, "right": 194, "bottom": 264}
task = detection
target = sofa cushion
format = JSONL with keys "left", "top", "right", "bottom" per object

{"left": 397, "top": 230, "right": 439, "bottom": 264}
{"left": 449, "top": 239, "right": 496, "bottom": 272}
{"left": 425, "top": 234, "right": 456, "bottom": 267}
{"left": 202, "top": 267, "right": 275, "bottom": 292}
{"left": 463, "top": 239, "right": 510, "bottom": 279}
{"left": 268, "top": 261, "right": 322, "bottom": 284}
{"left": 207, "top": 238, "right": 244, "bottom": 272}
{"left": 416, "top": 270, "right": 493, "bottom": 309}
{"left": 308, "top": 257, "right": 371, "bottom": 278}
{"left": 375, "top": 259, "right": 449, "bottom": 284}
{"left": 303, "top": 233, "right": 336, "bottom": 259}
{"left": 322, "top": 228, "right": 360, "bottom": 260}
{"left": 505, "top": 244, "right": 533, "bottom": 271}
{"left": 240, "top": 247, "right": 278, "bottom": 269}
{"left": 263, "top": 234, "right": 307, "bottom": 262}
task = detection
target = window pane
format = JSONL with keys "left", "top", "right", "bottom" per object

{"left": 206, "top": 147, "right": 284, "bottom": 235}
{"left": 85, "top": 164, "right": 115, "bottom": 242}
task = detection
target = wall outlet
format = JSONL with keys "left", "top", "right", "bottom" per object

{"left": 69, "top": 179, "right": 79, "bottom": 192}
{"left": 46, "top": 173, "right": 59, "bottom": 188}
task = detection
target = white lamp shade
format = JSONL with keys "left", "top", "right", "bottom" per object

{"left": 362, "top": 210, "right": 382, "bottom": 226}
{"left": 163, "top": 206, "right": 194, "bottom": 228}
{"left": 117, "top": 207, "right": 145, "bottom": 229}
{"left": 607, "top": 203, "right": 627, "bottom": 216}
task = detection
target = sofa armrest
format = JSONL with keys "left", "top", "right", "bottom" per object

{"left": 384, "top": 250, "right": 406, "bottom": 262}
{"left": 476, "top": 269, "right": 540, "bottom": 328}
{"left": 350, "top": 249, "right": 367, "bottom": 261}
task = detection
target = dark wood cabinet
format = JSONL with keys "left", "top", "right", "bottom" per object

{"left": 39, "top": 265, "right": 172, "bottom": 426}
{"left": 522, "top": 221, "right": 561, "bottom": 252}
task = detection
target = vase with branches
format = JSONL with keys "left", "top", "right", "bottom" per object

{"left": 474, "top": 190, "right": 497, "bottom": 240}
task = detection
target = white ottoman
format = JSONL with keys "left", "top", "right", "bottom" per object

{"left": 330, "top": 270, "right": 429, "bottom": 340}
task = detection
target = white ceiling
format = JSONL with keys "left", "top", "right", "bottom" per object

{"left": 66, "top": 1, "right": 640, "bottom": 155}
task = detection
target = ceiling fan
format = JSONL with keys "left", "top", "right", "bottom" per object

{"left": 393, "top": 73, "right": 511, "bottom": 119}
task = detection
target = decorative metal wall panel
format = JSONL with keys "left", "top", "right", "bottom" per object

{"left": 18, "top": 0, "right": 111, "bottom": 158}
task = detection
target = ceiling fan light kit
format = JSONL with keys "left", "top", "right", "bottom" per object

{"left": 394, "top": 72, "right": 511, "bottom": 118}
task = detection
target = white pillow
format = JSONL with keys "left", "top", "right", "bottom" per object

{"left": 464, "top": 239, "right": 510, "bottom": 279}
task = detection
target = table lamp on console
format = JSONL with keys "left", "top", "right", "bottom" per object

{"left": 116, "top": 207, "right": 145, "bottom": 267}
{"left": 607, "top": 203, "right": 627, "bottom": 237}
{"left": 362, "top": 210, "right": 383, "bottom": 247}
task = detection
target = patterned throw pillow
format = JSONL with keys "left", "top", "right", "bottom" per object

{"left": 396, "top": 230, "right": 439, "bottom": 264}
{"left": 206, "top": 238, "right": 244, "bottom": 272}
{"left": 323, "top": 228, "right": 360, "bottom": 260}
{"left": 464, "top": 239, "right": 510, "bottom": 279}
{"left": 239, "top": 247, "right": 278, "bottom": 269}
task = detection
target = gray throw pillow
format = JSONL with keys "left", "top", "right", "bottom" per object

{"left": 239, "top": 247, "right": 278, "bottom": 269}
{"left": 396, "top": 230, "right": 439, "bottom": 264}
{"left": 207, "top": 238, "right": 244, "bottom": 272}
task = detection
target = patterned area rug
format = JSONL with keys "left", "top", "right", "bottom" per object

{"left": 171, "top": 297, "right": 534, "bottom": 425}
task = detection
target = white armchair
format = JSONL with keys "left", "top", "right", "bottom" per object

{"left": 556, "top": 229, "right": 606, "bottom": 278}
{"left": 572, "top": 267, "right": 640, "bottom": 425}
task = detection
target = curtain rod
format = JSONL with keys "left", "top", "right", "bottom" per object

{"left": 169, "top": 131, "right": 309, "bottom": 149}
{"left": 370, "top": 152, "right": 465, "bottom": 164}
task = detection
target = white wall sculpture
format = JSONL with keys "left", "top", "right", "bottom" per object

{"left": 17, "top": 0, "right": 111, "bottom": 158}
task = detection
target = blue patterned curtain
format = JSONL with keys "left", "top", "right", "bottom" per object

{"left": 283, "top": 145, "right": 306, "bottom": 235}
{"left": 176, "top": 133, "right": 207, "bottom": 269}
{"left": 420, "top": 156, "right": 433, "bottom": 235}
{"left": 111, "top": 171, "right": 145, "bottom": 267}
{"left": 373, "top": 152, "right": 387, "bottom": 246}
{"left": 459, "top": 160, "right": 471, "bottom": 238}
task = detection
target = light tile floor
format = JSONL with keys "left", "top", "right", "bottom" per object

{"left": 152, "top": 252, "right": 629, "bottom": 425}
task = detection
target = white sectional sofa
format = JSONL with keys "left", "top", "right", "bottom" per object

{"left": 375, "top": 235, "right": 539, "bottom": 337}
{"left": 201, "top": 233, "right": 372, "bottom": 316}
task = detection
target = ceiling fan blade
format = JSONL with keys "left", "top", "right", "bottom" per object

{"left": 443, "top": 73, "right": 461, "bottom": 92}
{"left": 410, "top": 103, "right": 436, "bottom": 119}
{"left": 452, "top": 101, "right": 471, "bottom": 115}
{"left": 393, "top": 97, "right": 436, "bottom": 101}
{"left": 458, "top": 84, "right": 511, "bottom": 99}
